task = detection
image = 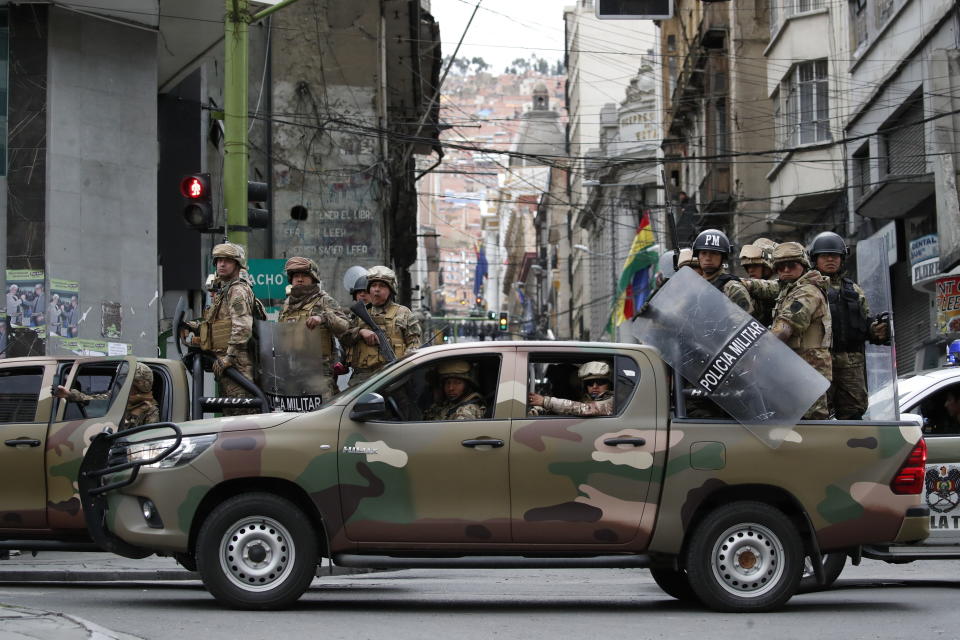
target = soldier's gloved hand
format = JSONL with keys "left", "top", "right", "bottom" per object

{"left": 212, "top": 354, "right": 235, "bottom": 377}
{"left": 360, "top": 329, "right": 380, "bottom": 346}
{"left": 305, "top": 314, "right": 323, "bottom": 330}
{"left": 871, "top": 312, "right": 891, "bottom": 345}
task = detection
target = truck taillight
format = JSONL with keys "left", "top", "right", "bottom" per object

{"left": 891, "top": 438, "right": 927, "bottom": 495}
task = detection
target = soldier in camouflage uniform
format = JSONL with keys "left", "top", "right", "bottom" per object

{"left": 739, "top": 239, "right": 778, "bottom": 325}
{"left": 183, "top": 243, "right": 260, "bottom": 416}
{"left": 342, "top": 266, "right": 422, "bottom": 388}
{"left": 54, "top": 362, "right": 160, "bottom": 429}
{"left": 423, "top": 359, "right": 486, "bottom": 420}
{"left": 676, "top": 247, "right": 701, "bottom": 275}
{"left": 692, "top": 229, "right": 753, "bottom": 315}
{"left": 277, "top": 257, "right": 350, "bottom": 400}
{"left": 809, "top": 232, "right": 889, "bottom": 420}
{"left": 528, "top": 361, "right": 615, "bottom": 417}
{"left": 770, "top": 242, "right": 833, "bottom": 420}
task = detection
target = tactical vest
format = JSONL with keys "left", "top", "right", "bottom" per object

{"left": 710, "top": 272, "right": 741, "bottom": 292}
{"left": 278, "top": 294, "right": 333, "bottom": 358}
{"left": 780, "top": 279, "right": 832, "bottom": 351}
{"left": 199, "top": 279, "right": 254, "bottom": 353}
{"left": 827, "top": 277, "right": 869, "bottom": 354}
{"left": 353, "top": 303, "right": 407, "bottom": 370}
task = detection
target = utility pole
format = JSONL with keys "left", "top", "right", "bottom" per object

{"left": 223, "top": 0, "right": 302, "bottom": 249}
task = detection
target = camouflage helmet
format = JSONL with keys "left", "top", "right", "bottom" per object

{"left": 437, "top": 359, "right": 477, "bottom": 388}
{"left": 351, "top": 275, "right": 368, "bottom": 296}
{"left": 676, "top": 248, "right": 698, "bottom": 269}
{"left": 739, "top": 242, "right": 774, "bottom": 271}
{"left": 212, "top": 242, "right": 248, "bottom": 271}
{"left": 772, "top": 241, "right": 811, "bottom": 269}
{"left": 366, "top": 265, "right": 397, "bottom": 296}
{"left": 284, "top": 256, "right": 321, "bottom": 284}
{"left": 578, "top": 361, "right": 611, "bottom": 384}
{"left": 132, "top": 362, "right": 154, "bottom": 394}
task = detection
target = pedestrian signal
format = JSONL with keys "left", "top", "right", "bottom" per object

{"left": 180, "top": 173, "right": 213, "bottom": 230}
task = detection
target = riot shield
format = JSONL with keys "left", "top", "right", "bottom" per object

{"left": 856, "top": 237, "right": 898, "bottom": 421}
{"left": 257, "top": 320, "right": 332, "bottom": 412}
{"left": 631, "top": 267, "right": 831, "bottom": 448}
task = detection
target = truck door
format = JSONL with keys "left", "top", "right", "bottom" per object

{"left": 339, "top": 350, "right": 514, "bottom": 544}
{"left": 0, "top": 363, "right": 56, "bottom": 529}
{"left": 906, "top": 379, "right": 960, "bottom": 543}
{"left": 510, "top": 349, "right": 660, "bottom": 545}
{"left": 45, "top": 357, "right": 137, "bottom": 530}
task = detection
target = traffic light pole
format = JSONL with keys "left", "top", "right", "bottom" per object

{"left": 223, "top": 0, "right": 302, "bottom": 249}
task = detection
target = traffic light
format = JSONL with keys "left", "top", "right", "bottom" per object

{"left": 498, "top": 312, "right": 508, "bottom": 332}
{"left": 180, "top": 173, "right": 213, "bottom": 230}
{"left": 247, "top": 181, "right": 270, "bottom": 229}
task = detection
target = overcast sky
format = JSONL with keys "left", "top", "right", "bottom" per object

{"left": 429, "top": 0, "right": 573, "bottom": 73}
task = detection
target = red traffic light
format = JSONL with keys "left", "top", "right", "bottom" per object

{"left": 180, "top": 175, "right": 207, "bottom": 199}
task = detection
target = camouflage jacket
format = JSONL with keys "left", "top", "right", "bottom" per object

{"left": 206, "top": 275, "right": 255, "bottom": 357}
{"left": 704, "top": 270, "right": 753, "bottom": 315}
{"left": 538, "top": 390, "right": 614, "bottom": 417}
{"left": 772, "top": 270, "right": 833, "bottom": 378}
{"left": 423, "top": 391, "right": 486, "bottom": 421}
{"left": 278, "top": 287, "right": 350, "bottom": 339}
{"left": 66, "top": 389, "right": 160, "bottom": 430}
{"left": 342, "top": 301, "right": 422, "bottom": 370}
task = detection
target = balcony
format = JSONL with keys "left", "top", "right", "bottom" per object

{"left": 698, "top": 163, "right": 732, "bottom": 212}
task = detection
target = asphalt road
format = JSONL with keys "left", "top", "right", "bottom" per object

{"left": 2, "top": 560, "right": 959, "bottom": 639}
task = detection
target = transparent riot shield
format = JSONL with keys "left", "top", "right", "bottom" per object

{"left": 856, "top": 237, "right": 898, "bottom": 421}
{"left": 631, "top": 267, "right": 831, "bottom": 448}
{"left": 257, "top": 320, "right": 332, "bottom": 412}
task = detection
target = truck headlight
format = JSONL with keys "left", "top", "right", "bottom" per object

{"left": 125, "top": 434, "right": 217, "bottom": 469}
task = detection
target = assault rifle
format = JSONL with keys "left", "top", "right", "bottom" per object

{"left": 350, "top": 301, "right": 397, "bottom": 364}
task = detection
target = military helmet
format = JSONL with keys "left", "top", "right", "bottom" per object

{"left": 351, "top": 275, "right": 368, "bottom": 296}
{"left": 739, "top": 244, "right": 765, "bottom": 265}
{"left": 578, "top": 361, "right": 611, "bottom": 384}
{"left": 437, "top": 359, "right": 477, "bottom": 388}
{"left": 284, "top": 256, "right": 321, "bottom": 284}
{"left": 692, "top": 229, "right": 731, "bottom": 256}
{"left": 132, "top": 362, "right": 154, "bottom": 394}
{"left": 676, "top": 248, "right": 697, "bottom": 269}
{"left": 212, "top": 242, "right": 248, "bottom": 271}
{"left": 809, "top": 231, "right": 849, "bottom": 258}
{"left": 772, "top": 241, "right": 811, "bottom": 269}
{"left": 366, "top": 265, "right": 398, "bottom": 296}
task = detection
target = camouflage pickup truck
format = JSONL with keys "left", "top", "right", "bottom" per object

{"left": 0, "top": 352, "right": 267, "bottom": 554}
{"left": 79, "top": 340, "right": 929, "bottom": 613}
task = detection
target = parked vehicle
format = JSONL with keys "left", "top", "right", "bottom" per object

{"left": 79, "top": 341, "right": 928, "bottom": 612}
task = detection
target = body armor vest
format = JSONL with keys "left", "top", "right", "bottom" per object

{"left": 353, "top": 303, "right": 407, "bottom": 370}
{"left": 710, "top": 272, "right": 741, "bottom": 291}
{"left": 199, "top": 279, "right": 253, "bottom": 353}
{"left": 827, "top": 277, "right": 869, "bottom": 354}
{"left": 278, "top": 294, "right": 333, "bottom": 358}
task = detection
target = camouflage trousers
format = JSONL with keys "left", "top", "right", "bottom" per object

{"left": 828, "top": 352, "right": 867, "bottom": 420}
{"left": 799, "top": 347, "right": 832, "bottom": 421}
{"left": 217, "top": 350, "right": 258, "bottom": 416}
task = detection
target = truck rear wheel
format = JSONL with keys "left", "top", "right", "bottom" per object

{"left": 196, "top": 493, "right": 318, "bottom": 609}
{"left": 649, "top": 566, "right": 699, "bottom": 602}
{"left": 684, "top": 501, "right": 802, "bottom": 612}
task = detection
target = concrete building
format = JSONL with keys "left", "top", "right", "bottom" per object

{"left": 0, "top": 0, "right": 440, "bottom": 358}
{"left": 565, "top": 0, "right": 657, "bottom": 340}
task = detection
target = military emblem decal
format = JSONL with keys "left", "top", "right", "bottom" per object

{"left": 925, "top": 465, "right": 960, "bottom": 514}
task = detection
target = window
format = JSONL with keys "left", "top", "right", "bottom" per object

{"left": 61, "top": 361, "right": 128, "bottom": 421}
{"left": 370, "top": 355, "right": 500, "bottom": 422}
{"left": 881, "top": 96, "right": 925, "bottom": 178}
{"left": 0, "top": 366, "right": 43, "bottom": 423}
{"left": 875, "top": 0, "right": 895, "bottom": 29}
{"left": 781, "top": 60, "right": 830, "bottom": 146}
{"left": 853, "top": 145, "right": 871, "bottom": 199}
{"left": 908, "top": 383, "right": 960, "bottom": 437}
{"left": 771, "top": 0, "right": 825, "bottom": 35}
{"left": 527, "top": 354, "right": 638, "bottom": 417}
{"left": 849, "top": 0, "right": 868, "bottom": 50}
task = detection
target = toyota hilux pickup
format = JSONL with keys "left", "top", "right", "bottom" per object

{"left": 78, "top": 337, "right": 929, "bottom": 613}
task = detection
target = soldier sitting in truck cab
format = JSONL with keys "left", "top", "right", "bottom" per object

{"left": 528, "top": 361, "right": 615, "bottom": 417}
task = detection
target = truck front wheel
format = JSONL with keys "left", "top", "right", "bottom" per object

{"left": 196, "top": 493, "right": 318, "bottom": 609}
{"left": 684, "top": 501, "right": 802, "bottom": 612}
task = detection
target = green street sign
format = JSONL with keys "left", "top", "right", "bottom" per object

{"left": 248, "top": 258, "right": 288, "bottom": 304}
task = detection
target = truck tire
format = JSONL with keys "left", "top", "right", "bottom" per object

{"left": 196, "top": 493, "right": 318, "bottom": 609}
{"left": 649, "top": 566, "right": 699, "bottom": 602}
{"left": 684, "top": 501, "right": 802, "bottom": 613}
{"left": 798, "top": 552, "right": 846, "bottom": 593}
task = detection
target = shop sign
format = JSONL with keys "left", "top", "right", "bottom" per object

{"left": 936, "top": 276, "right": 960, "bottom": 333}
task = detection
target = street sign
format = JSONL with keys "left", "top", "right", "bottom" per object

{"left": 247, "top": 258, "right": 288, "bottom": 306}
{"left": 596, "top": 0, "right": 673, "bottom": 20}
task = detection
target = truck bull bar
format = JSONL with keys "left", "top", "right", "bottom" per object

{"left": 78, "top": 422, "right": 182, "bottom": 558}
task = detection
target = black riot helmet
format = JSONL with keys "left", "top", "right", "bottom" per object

{"left": 809, "top": 231, "right": 849, "bottom": 258}
{"left": 692, "top": 229, "right": 731, "bottom": 257}
{"left": 350, "top": 275, "right": 368, "bottom": 296}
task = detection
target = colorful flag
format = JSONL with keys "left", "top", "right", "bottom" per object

{"left": 608, "top": 212, "right": 658, "bottom": 331}
{"left": 474, "top": 243, "right": 488, "bottom": 297}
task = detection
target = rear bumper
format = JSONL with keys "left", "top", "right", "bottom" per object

{"left": 891, "top": 505, "right": 930, "bottom": 544}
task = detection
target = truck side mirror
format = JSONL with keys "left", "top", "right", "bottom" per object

{"left": 349, "top": 392, "right": 387, "bottom": 422}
